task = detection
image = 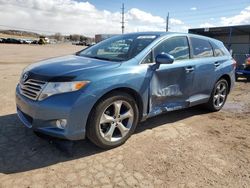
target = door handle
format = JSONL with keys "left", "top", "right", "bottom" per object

{"left": 214, "top": 62, "right": 220, "bottom": 67}
{"left": 185, "top": 66, "right": 194, "bottom": 73}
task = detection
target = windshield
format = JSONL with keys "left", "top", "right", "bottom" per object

{"left": 77, "top": 34, "right": 159, "bottom": 62}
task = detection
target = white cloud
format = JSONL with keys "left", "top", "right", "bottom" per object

{"left": 220, "top": 6, "right": 250, "bottom": 26}
{"left": 170, "top": 18, "right": 183, "bottom": 25}
{"left": 190, "top": 7, "right": 197, "bottom": 11}
{"left": 0, "top": 0, "right": 185, "bottom": 37}
{"left": 199, "top": 23, "right": 216, "bottom": 28}
{"left": 127, "top": 8, "right": 165, "bottom": 25}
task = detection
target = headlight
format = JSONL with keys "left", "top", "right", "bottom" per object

{"left": 38, "top": 81, "right": 89, "bottom": 101}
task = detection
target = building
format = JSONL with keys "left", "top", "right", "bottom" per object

{"left": 189, "top": 25, "right": 250, "bottom": 62}
{"left": 95, "top": 34, "right": 118, "bottom": 43}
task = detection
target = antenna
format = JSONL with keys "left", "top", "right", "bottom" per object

{"left": 166, "top": 12, "right": 169, "bottom": 32}
{"left": 121, "top": 3, "right": 125, "bottom": 34}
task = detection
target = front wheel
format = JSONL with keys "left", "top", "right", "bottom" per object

{"left": 205, "top": 79, "right": 229, "bottom": 112}
{"left": 86, "top": 92, "right": 139, "bottom": 149}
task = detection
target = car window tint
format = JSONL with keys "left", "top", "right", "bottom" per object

{"left": 154, "top": 36, "right": 190, "bottom": 61}
{"left": 190, "top": 37, "right": 213, "bottom": 58}
{"left": 210, "top": 41, "right": 225, "bottom": 57}
{"left": 141, "top": 51, "right": 153, "bottom": 64}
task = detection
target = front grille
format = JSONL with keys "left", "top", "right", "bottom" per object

{"left": 19, "top": 79, "right": 47, "bottom": 100}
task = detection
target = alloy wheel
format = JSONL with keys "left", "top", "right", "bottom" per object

{"left": 99, "top": 100, "right": 134, "bottom": 142}
{"left": 213, "top": 82, "right": 227, "bottom": 108}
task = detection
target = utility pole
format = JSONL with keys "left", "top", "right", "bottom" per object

{"left": 121, "top": 3, "right": 125, "bottom": 34}
{"left": 166, "top": 12, "right": 169, "bottom": 32}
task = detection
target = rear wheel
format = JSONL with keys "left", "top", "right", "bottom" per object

{"left": 86, "top": 92, "right": 139, "bottom": 149}
{"left": 206, "top": 79, "right": 228, "bottom": 112}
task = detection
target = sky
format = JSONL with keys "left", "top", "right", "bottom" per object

{"left": 0, "top": 0, "right": 250, "bottom": 37}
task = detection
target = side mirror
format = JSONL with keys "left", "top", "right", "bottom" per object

{"left": 155, "top": 53, "right": 174, "bottom": 64}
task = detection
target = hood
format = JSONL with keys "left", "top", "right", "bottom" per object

{"left": 24, "top": 55, "right": 121, "bottom": 79}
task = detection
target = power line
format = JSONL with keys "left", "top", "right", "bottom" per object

{"left": 169, "top": 6, "right": 250, "bottom": 25}
{"left": 172, "top": 4, "right": 250, "bottom": 18}
{"left": 169, "top": 0, "right": 250, "bottom": 15}
{"left": 2, "top": 0, "right": 249, "bottom": 19}
{"left": 1, "top": 1, "right": 249, "bottom": 34}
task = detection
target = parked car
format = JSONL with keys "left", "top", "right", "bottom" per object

{"left": 86, "top": 42, "right": 96, "bottom": 46}
{"left": 235, "top": 55, "right": 250, "bottom": 81}
{"left": 31, "top": 40, "right": 38, "bottom": 44}
{"left": 5, "top": 38, "right": 21, "bottom": 44}
{"left": 0, "top": 38, "right": 5, "bottom": 43}
{"left": 16, "top": 32, "right": 235, "bottom": 149}
{"left": 20, "top": 39, "right": 34, "bottom": 44}
{"left": 38, "top": 38, "right": 47, "bottom": 45}
{"left": 75, "top": 41, "right": 87, "bottom": 46}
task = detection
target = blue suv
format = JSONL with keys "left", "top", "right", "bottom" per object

{"left": 16, "top": 32, "right": 235, "bottom": 148}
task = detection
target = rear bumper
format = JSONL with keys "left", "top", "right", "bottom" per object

{"left": 15, "top": 85, "right": 96, "bottom": 140}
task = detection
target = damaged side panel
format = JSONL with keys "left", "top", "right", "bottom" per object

{"left": 148, "top": 64, "right": 194, "bottom": 117}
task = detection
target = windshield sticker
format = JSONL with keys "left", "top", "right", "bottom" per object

{"left": 137, "top": 35, "right": 156, "bottom": 39}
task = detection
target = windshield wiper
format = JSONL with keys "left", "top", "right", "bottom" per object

{"left": 89, "top": 56, "right": 113, "bottom": 61}
{"left": 84, "top": 55, "right": 123, "bottom": 62}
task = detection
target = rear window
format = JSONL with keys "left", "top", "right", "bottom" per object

{"left": 190, "top": 37, "right": 213, "bottom": 58}
{"left": 211, "top": 41, "right": 227, "bottom": 57}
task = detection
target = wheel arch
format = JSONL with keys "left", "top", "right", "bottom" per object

{"left": 86, "top": 87, "right": 144, "bottom": 130}
{"left": 218, "top": 74, "right": 231, "bottom": 93}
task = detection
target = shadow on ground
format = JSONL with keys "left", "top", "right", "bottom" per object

{"left": 0, "top": 106, "right": 209, "bottom": 174}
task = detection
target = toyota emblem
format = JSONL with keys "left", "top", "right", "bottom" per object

{"left": 22, "top": 72, "right": 29, "bottom": 83}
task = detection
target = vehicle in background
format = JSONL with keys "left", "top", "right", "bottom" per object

{"left": 86, "top": 42, "right": 96, "bottom": 46}
{"left": 0, "top": 38, "right": 35, "bottom": 44}
{"left": 73, "top": 41, "right": 86, "bottom": 46}
{"left": 0, "top": 38, "right": 5, "bottom": 43}
{"left": 31, "top": 40, "right": 38, "bottom": 44}
{"left": 4, "top": 38, "right": 22, "bottom": 44}
{"left": 16, "top": 32, "right": 235, "bottom": 149}
{"left": 38, "top": 36, "right": 50, "bottom": 45}
{"left": 19, "top": 39, "right": 34, "bottom": 44}
{"left": 235, "top": 54, "right": 250, "bottom": 81}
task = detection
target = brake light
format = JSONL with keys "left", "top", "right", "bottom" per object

{"left": 232, "top": 59, "right": 237, "bottom": 69}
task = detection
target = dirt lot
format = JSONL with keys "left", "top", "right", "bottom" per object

{"left": 0, "top": 43, "right": 250, "bottom": 188}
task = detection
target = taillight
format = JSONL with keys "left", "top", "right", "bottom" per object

{"left": 232, "top": 59, "right": 237, "bottom": 69}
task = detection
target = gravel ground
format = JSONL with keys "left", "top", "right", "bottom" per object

{"left": 0, "top": 43, "right": 250, "bottom": 188}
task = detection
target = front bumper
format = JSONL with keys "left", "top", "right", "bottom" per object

{"left": 16, "top": 85, "right": 96, "bottom": 140}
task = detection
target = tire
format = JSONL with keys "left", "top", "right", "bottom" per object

{"left": 235, "top": 74, "right": 239, "bottom": 82}
{"left": 86, "top": 91, "right": 139, "bottom": 149}
{"left": 205, "top": 79, "right": 229, "bottom": 112}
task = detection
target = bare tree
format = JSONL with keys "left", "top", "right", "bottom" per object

{"left": 70, "top": 34, "right": 80, "bottom": 41}
{"left": 54, "top": 32, "right": 64, "bottom": 41}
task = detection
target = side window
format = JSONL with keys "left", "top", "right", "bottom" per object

{"left": 210, "top": 41, "right": 225, "bottom": 57}
{"left": 190, "top": 37, "right": 213, "bottom": 58}
{"left": 154, "top": 36, "right": 190, "bottom": 61}
{"left": 141, "top": 51, "right": 153, "bottom": 64}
